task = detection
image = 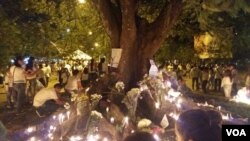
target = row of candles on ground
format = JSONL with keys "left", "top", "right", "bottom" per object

{"left": 24, "top": 80, "right": 249, "bottom": 141}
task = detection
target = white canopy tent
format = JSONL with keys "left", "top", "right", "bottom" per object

{"left": 70, "top": 49, "right": 92, "bottom": 60}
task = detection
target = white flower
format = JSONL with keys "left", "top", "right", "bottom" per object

{"left": 91, "top": 110, "right": 103, "bottom": 119}
{"left": 90, "top": 94, "right": 102, "bottom": 101}
{"left": 127, "top": 88, "right": 140, "bottom": 97}
{"left": 71, "top": 93, "right": 78, "bottom": 102}
{"left": 137, "top": 118, "right": 152, "bottom": 129}
{"left": 115, "top": 81, "right": 125, "bottom": 91}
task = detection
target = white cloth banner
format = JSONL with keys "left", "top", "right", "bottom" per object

{"left": 111, "top": 49, "right": 122, "bottom": 68}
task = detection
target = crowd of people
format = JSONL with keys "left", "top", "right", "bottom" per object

{"left": 1, "top": 57, "right": 249, "bottom": 141}
{"left": 162, "top": 61, "right": 250, "bottom": 99}
{"left": 2, "top": 55, "right": 109, "bottom": 116}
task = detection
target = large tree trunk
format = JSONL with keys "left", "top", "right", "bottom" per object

{"left": 93, "top": 0, "right": 182, "bottom": 89}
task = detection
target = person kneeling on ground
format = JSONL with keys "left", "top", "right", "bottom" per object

{"left": 33, "top": 83, "right": 65, "bottom": 117}
{"left": 175, "top": 109, "right": 222, "bottom": 141}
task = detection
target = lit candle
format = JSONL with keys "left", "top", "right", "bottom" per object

{"left": 106, "top": 107, "right": 109, "bottom": 112}
{"left": 26, "top": 126, "right": 36, "bottom": 134}
{"left": 69, "top": 135, "right": 83, "bottom": 141}
{"left": 53, "top": 115, "right": 56, "bottom": 120}
{"left": 110, "top": 117, "right": 115, "bottom": 123}
{"left": 153, "top": 134, "right": 161, "bottom": 141}
{"left": 123, "top": 116, "right": 129, "bottom": 127}
{"left": 155, "top": 102, "right": 160, "bottom": 109}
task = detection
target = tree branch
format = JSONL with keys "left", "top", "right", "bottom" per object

{"left": 92, "top": 0, "right": 121, "bottom": 48}
{"left": 145, "top": 0, "right": 183, "bottom": 55}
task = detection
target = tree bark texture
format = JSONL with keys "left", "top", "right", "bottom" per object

{"left": 93, "top": 0, "right": 182, "bottom": 89}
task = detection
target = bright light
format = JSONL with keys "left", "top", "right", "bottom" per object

{"left": 58, "top": 113, "right": 65, "bottom": 124}
{"left": 222, "top": 113, "right": 229, "bottom": 121}
{"left": 169, "top": 112, "right": 179, "bottom": 120}
{"left": 88, "top": 31, "right": 93, "bottom": 35}
{"left": 155, "top": 102, "right": 160, "bottom": 109}
{"left": 124, "top": 116, "right": 129, "bottom": 124}
{"left": 232, "top": 87, "right": 250, "bottom": 104}
{"left": 85, "top": 87, "right": 90, "bottom": 93}
{"left": 122, "top": 116, "right": 129, "bottom": 127}
{"left": 26, "top": 126, "right": 36, "bottom": 133}
{"left": 66, "top": 28, "right": 71, "bottom": 32}
{"left": 48, "top": 133, "right": 53, "bottom": 139}
{"left": 53, "top": 115, "right": 57, "bottom": 119}
{"left": 28, "top": 137, "right": 38, "bottom": 141}
{"left": 153, "top": 134, "right": 161, "bottom": 141}
{"left": 78, "top": 0, "right": 86, "bottom": 4}
{"left": 87, "top": 134, "right": 100, "bottom": 141}
{"left": 176, "top": 98, "right": 183, "bottom": 109}
{"left": 168, "top": 89, "right": 181, "bottom": 98}
{"left": 110, "top": 117, "right": 115, "bottom": 123}
{"left": 66, "top": 111, "right": 71, "bottom": 119}
{"left": 106, "top": 107, "right": 109, "bottom": 112}
{"left": 70, "top": 135, "right": 83, "bottom": 141}
{"left": 24, "top": 57, "right": 30, "bottom": 64}
{"left": 94, "top": 42, "right": 99, "bottom": 47}
{"left": 103, "top": 137, "right": 108, "bottom": 141}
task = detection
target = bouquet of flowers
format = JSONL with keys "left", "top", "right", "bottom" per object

{"left": 122, "top": 88, "right": 141, "bottom": 121}
{"left": 73, "top": 94, "right": 90, "bottom": 116}
{"left": 91, "top": 110, "right": 103, "bottom": 119}
{"left": 90, "top": 94, "right": 102, "bottom": 109}
{"left": 115, "top": 81, "right": 125, "bottom": 92}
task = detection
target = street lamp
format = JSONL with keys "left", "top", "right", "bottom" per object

{"left": 88, "top": 31, "right": 93, "bottom": 35}
{"left": 78, "top": 0, "right": 86, "bottom": 4}
{"left": 94, "top": 42, "right": 99, "bottom": 47}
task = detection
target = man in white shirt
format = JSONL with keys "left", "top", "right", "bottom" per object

{"left": 33, "top": 83, "right": 64, "bottom": 117}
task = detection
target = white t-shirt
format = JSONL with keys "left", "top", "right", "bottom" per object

{"left": 10, "top": 66, "right": 26, "bottom": 83}
{"left": 221, "top": 76, "right": 233, "bottom": 87}
{"left": 65, "top": 76, "right": 80, "bottom": 91}
{"left": 33, "top": 88, "right": 58, "bottom": 107}
{"left": 45, "top": 66, "right": 51, "bottom": 77}
{"left": 37, "top": 69, "right": 45, "bottom": 79}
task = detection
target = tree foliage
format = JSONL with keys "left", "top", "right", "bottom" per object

{"left": 1, "top": 0, "right": 250, "bottom": 68}
{"left": 0, "top": 0, "right": 109, "bottom": 66}
{"left": 157, "top": 0, "right": 250, "bottom": 62}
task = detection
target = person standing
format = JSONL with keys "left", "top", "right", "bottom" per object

{"left": 10, "top": 56, "right": 27, "bottom": 114}
{"left": 37, "top": 64, "right": 46, "bottom": 87}
{"left": 25, "top": 57, "right": 38, "bottom": 102}
{"left": 98, "top": 57, "right": 109, "bottom": 76}
{"left": 4, "top": 67, "right": 15, "bottom": 108}
{"left": 44, "top": 63, "right": 51, "bottom": 87}
{"left": 221, "top": 70, "right": 233, "bottom": 98}
{"left": 214, "top": 65, "right": 222, "bottom": 92}
{"left": 201, "top": 67, "right": 209, "bottom": 94}
{"left": 230, "top": 64, "right": 238, "bottom": 96}
{"left": 65, "top": 69, "right": 82, "bottom": 95}
{"left": 81, "top": 67, "right": 89, "bottom": 87}
{"left": 190, "top": 65, "right": 200, "bottom": 90}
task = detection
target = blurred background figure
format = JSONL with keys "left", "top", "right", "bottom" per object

{"left": 175, "top": 109, "right": 222, "bottom": 141}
